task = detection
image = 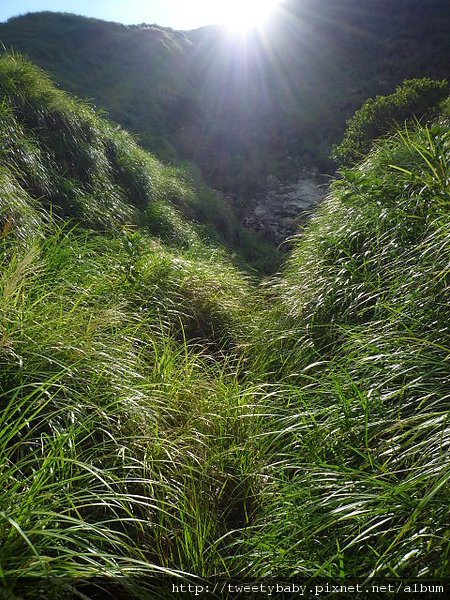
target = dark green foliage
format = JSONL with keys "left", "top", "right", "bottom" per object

{"left": 0, "top": 11, "right": 194, "bottom": 161}
{"left": 332, "top": 78, "right": 449, "bottom": 166}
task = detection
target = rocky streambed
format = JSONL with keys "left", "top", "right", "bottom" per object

{"left": 244, "top": 169, "right": 328, "bottom": 245}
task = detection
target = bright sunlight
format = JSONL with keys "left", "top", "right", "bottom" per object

{"left": 212, "top": 0, "right": 281, "bottom": 32}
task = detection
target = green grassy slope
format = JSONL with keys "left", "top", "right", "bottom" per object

{"left": 0, "top": 11, "right": 196, "bottom": 163}
{"left": 0, "top": 53, "right": 279, "bottom": 599}
{"left": 0, "top": 52, "right": 279, "bottom": 273}
{"left": 0, "top": 53, "right": 449, "bottom": 598}
{"left": 242, "top": 116, "right": 450, "bottom": 580}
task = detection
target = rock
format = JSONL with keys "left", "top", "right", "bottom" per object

{"left": 244, "top": 169, "right": 327, "bottom": 245}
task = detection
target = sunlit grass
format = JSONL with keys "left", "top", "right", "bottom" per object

{"left": 0, "top": 49, "right": 449, "bottom": 597}
{"left": 235, "top": 120, "right": 450, "bottom": 580}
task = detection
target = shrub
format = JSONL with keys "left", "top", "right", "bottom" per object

{"left": 332, "top": 78, "right": 449, "bottom": 166}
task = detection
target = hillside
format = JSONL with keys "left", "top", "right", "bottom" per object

{"left": 0, "top": 50, "right": 449, "bottom": 598}
{"left": 1, "top": 0, "right": 450, "bottom": 194}
{"left": 0, "top": 12, "right": 195, "bottom": 163}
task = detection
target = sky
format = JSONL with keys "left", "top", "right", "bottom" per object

{"left": 0, "top": 1, "right": 282, "bottom": 31}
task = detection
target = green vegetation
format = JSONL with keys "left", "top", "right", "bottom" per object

{"left": 241, "top": 122, "right": 450, "bottom": 578}
{"left": 0, "top": 52, "right": 279, "bottom": 273}
{"left": 332, "top": 78, "right": 449, "bottom": 166}
{"left": 0, "top": 53, "right": 267, "bottom": 597}
{"left": 1, "top": 52, "right": 449, "bottom": 598}
{"left": 0, "top": 11, "right": 195, "bottom": 163}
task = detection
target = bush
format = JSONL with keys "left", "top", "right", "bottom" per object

{"left": 332, "top": 78, "right": 449, "bottom": 166}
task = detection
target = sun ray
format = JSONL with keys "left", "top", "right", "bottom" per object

{"left": 214, "top": 0, "right": 281, "bottom": 32}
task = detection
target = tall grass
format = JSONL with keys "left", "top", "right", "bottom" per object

{"left": 0, "top": 226, "right": 264, "bottom": 597}
{"left": 237, "top": 120, "right": 450, "bottom": 581}
{"left": 0, "top": 52, "right": 268, "bottom": 596}
{"left": 0, "top": 51, "right": 280, "bottom": 271}
{"left": 1, "top": 49, "right": 449, "bottom": 596}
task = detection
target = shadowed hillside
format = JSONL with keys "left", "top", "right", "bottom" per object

{"left": 0, "top": 11, "right": 196, "bottom": 162}
{"left": 1, "top": 0, "right": 449, "bottom": 194}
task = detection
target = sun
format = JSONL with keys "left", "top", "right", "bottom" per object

{"left": 215, "top": 0, "right": 281, "bottom": 32}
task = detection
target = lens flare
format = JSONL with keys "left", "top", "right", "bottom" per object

{"left": 215, "top": 0, "right": 281, "bottom": 32}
